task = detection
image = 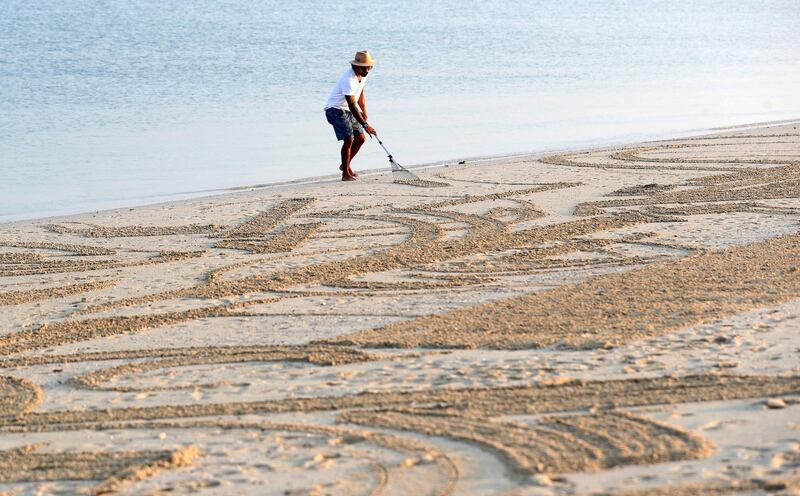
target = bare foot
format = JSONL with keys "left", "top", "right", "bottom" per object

{"left": 342, "top": 174, "right": 356, "bottom": 181}
{"left": 340, "top": 165, "right": 358, "bottom": 177}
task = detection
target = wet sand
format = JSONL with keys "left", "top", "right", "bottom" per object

{"left": 1, "top": 121, "right": 799, "bottom": 494}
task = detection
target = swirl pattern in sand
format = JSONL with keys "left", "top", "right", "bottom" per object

{"left": 1, "top": 122, "right": 799, "bottom": 494}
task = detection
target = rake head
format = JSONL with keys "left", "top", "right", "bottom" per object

{"left": 389, "top": 156, "right": 420, "bottom": 180}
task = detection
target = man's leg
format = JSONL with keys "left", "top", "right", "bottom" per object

{"left": 346, "top": 132, "right": 366, "bottom": 177}
{"left": 340, "top": 136, "right": 355, "bottom": 180}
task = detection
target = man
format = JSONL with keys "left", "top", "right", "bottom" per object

{"left": 324, "top": 50, "right": 378, "bottom": 181}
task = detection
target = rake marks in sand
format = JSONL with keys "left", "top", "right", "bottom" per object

{"left": 0, "top": 376, "right": 43, "bottom": 416}
{"left": 0, "top": 241, "right": 116, "bottom": 257}
{"left": 215, "top": 222, "right": 324, "bottom": 254}
{"left": 68, "top": 345, "right": 376, "bottom": 391}
{"left": 0, "top": 444, "right": 200, "bottom": 493}
{"left": 0, "top": 250, "right": 203, "bottom": 277}
{"left": 4, "top": 374, "right": 797, "bottom": 477}
{"left": 3, "top": 420, "right": 460, "bottom": 496}
{"left": 0, "top": 279, "right": 117, "bottom": 306}
{"left": 329, "top": 230, "right": 800, "bottom": 349}
{"left": 3, "top": 129, "right": 800, "bottom": 492}
{"left": 341, "top": 409, "right": 710, "bottom": 475}
{"left": 217, "top": 198, "right": 314, "bottom": 239}
{"left": 44, "top": 223, "right": 225, "bottom": 238}
{"left": 540, "top": 134, "right": 800, "bottom": 173}
{"left": 394, "top": 178, "right": 451, "bottom": 188}
{"left": 6, "top": 373, "right": 797, "bottom": 428}
{"left": 0, "top": 299, "right": 277, "bottom": 356}
{"left": 575, "top": 164, "right": 800, "bottom": 216}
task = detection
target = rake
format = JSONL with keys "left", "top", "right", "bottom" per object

{"left": 371, "top": 133, "right": 421, "bottom": 182}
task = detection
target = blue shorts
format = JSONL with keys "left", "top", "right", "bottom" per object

{"left": 325, "top": 107, "right": 364, "bottom": 140}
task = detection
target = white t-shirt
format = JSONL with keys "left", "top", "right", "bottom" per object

{"left": 324, "top": 68, "right": 367, "bottom": 111}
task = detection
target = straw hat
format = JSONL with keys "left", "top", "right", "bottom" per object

{"left": 351, "top": 50, "right": 376, "bottom": 67}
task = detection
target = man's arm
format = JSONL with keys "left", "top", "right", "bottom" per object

{"left": 345, "top": 95, "right": 376, "bottom": 136}
{"left": 357, "top": 90, "right": 367, "bottom": 121}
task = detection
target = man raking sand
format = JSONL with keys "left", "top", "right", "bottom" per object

{"left": 324, "top": 50, "right": 378, "bottom": 181}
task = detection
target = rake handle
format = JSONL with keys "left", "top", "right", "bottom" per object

{"left": 374, "top": 135, "right": 393, "bottom": 160}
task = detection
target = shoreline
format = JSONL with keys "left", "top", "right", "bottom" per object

{"left": 6, "top": 117, "right": 798, "bottom": 226}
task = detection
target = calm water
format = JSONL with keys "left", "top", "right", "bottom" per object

{"left": 2, "top": 1, "right": 799, "bottom": 222}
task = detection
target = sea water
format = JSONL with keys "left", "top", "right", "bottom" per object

{"left": 2, "top": 0, "right": 799, "bottom": 222}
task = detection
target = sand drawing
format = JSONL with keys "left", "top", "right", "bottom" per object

{"left": 0, "top": 249, "right": 203, "bottom": 277}
{"left": 574, "top": 164, "right": 800, "bottom": 216}
{"left": 541, "top": 134, "right": 800, "bottom": 172}
{"left": 0, "top": 241, "right": 116, "bottom": 256}
{"left": 340, "top": 410, "right": 711, "bottom": 475}
{"left": 0, "top": 279, "right": 117, "bottom": 306}
{"left": 394, "top": 178, "right": 451, "bottom": 188}
{"left": 44, "top": 223, "right": 226, "bottom": 238}
{"left": 2, "top": 373, "right": 798, "bottom": 480}
{"left": 609, "top": 183, "right": 676, "bottom": 196}
{"left": 0, "top": 298, "right": 279, "bottom": 355}
{"left": 211, "top": 198, "right": 320, "bottom": 254}
{"left": 0, "top": 345, "right": 373, "bottom": 370}
{"left": 0, "top": 444, "right": 200, "bottom": 493}
{"left": 68, "top": 345, "right": 376, "bottom": 391}
{"left": 215, "top": 222, "right": 325, "bottom": 253}
{"left": 613, "top": 476, "right": 800, "bottom": 496}
{"left": 1, "top": 420, "right": 460, "bottom": 496}
{"left": 1, "top": 124, "right": 799, "bottom": 493}
{"left": 0, "top": 376, "right": 43, "bottom": 416}
{"left": 216, "top": 198, "right": 315, "bottom": 238}
{"left": 13, "top": 372, "right": 779, "bottom": 426}
{"left": 329, "top": 230, "right": 800, "bottom": 349}
{"left": 610, "top": 142, "right": 800, "bottom": 165}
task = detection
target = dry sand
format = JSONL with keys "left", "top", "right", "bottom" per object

{"left": 1, "top": 121, "right": 799, "bottom": 494}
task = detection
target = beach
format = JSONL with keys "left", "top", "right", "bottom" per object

{"left": 1, "top": 121, "right": 800, "bottom": 494}
{"left": 5, "top": 0, "right": 800, "bottom": 223}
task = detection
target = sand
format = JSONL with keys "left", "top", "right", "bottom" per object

{"left": 0, "top": 121, "right": 799, "bottom": 494}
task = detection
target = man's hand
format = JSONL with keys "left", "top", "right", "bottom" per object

{"left": 364, "top": 125, "right": 377, "bottom": 137}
